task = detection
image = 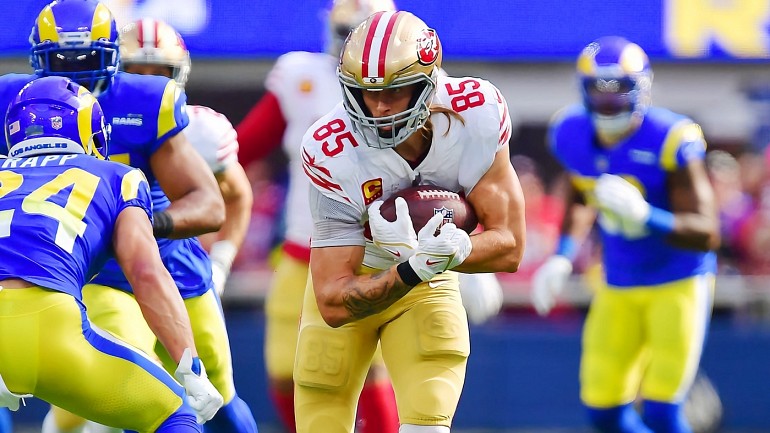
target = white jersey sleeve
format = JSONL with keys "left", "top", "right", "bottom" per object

{"left": 300, "top": 104, "right": 369, "bottom": 248}
{"left": 432, "top": 75, "right": 512, "bottom": 194}
{"left": 184, "top": 105, "right": 239, "bottom": 174}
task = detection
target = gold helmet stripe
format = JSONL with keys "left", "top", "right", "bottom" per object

{"left": 91, "top": 3, "right": 114, "bottom": 41}
{"left": 76, "top": 87, "right": 96, "bottom": 153}
{"left": 362, "top": 11, "right": 398, "bottom": 80}
{"left": 37, "top": 5, "right": 59, "bottom": 43}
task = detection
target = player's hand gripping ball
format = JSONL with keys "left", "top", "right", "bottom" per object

{"left": 379, "top": 185, "right": 478, "bottom": 233}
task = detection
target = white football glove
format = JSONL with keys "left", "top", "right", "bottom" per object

{"left": 0, "top": 373, "right": 31, "bottom": 411}
{"left": 458, "top": 273, "right": 504, "bottom": 325}
{"left": 368, "top": 199, "right": 418, "bottom": 263}
{"left": 594, "top": 174, "right": 650, "bottom": 237}
{"left": 174, "top": 348, "right": 224, "bottom": 423}
{"left": 209, "top": 240, "right": 238, "bottom": 297}
{"left": 408, "top": 212, "right": 473, "bottom": 282}
{"left": 531, "top": 255, "right": 573, "bottom": 316}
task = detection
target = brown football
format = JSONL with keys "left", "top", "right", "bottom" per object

{"left": 379, "top": 185, "right": 478, "bottom": 233}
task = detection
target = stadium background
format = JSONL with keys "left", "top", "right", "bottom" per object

{"left": 2, "top": 0, "right": 770, "bottom": 431}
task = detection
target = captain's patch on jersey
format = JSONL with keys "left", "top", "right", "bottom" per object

{"left": 362, "top": 178, "right": 383, "bottom": 205}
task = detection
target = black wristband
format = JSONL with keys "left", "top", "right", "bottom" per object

{"left": 396, "top": 261, "right": 422, "bottom": 287}
{"left": 152, "top": 211, "right": 174, "bottom": 238}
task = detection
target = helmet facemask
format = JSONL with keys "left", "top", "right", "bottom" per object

{"left": 341, "top": 69, "right": 437, "bottom": 149}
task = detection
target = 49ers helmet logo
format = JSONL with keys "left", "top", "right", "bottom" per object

{"left": 416, "top": 29, "right": 439, "bottom": 65}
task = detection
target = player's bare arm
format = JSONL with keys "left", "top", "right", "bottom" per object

{"left": 214, "top": 162, "right": 253, "bottom": 249}
{"left": 151, "top": 131, "right": 225, "bottom": 238}
{"left": 310, "top": 245, "right": 413, "bottom": 328}
{"left": 456, "top": 142, "right": 526, "bottom": 273}
{"left": 561, "top": 182, "right": 598, "bottom": 240}
{"left": 113, "top": 206, "right": 198, "bottom": 362}
{"left": 666, "top": 159, "right": 720, "bottom": 251}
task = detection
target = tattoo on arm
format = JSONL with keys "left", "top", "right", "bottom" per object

{"left": 342, "top": 270, "right": 413, "bottom": 320}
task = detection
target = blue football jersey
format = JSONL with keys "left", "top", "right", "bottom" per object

{"left": 88, "top": 72, "right": 213, "bottom": 298}
{"left": 550, "top": 105, "right": 717, "bottom": 286}
{"left": 0, "top": 154, "right": 152, "bottom": 300}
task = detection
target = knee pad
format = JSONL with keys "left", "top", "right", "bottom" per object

{"left": 413, "top": 301, "right": 469, "bottom": 358}
{"left": 294, "top": 325, "right": 352, "bottom": 390}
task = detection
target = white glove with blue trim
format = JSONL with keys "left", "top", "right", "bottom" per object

{"left": 174, "top": 348, "right": 224, "bottom": 423}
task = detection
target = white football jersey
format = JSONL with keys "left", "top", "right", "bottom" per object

{"left": 267, "top": 51, "right": 342, "bottom": 248}
{"left": 302, "top": 74, "right": 512, "bottom": 269}
{"left": 185, "top": 105, "right": 239, "bottom": 174}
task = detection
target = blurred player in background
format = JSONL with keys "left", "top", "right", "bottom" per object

{"left": 235, "top": 1, "right": 401, "bottom": 432}
{"left": 531, "top": 36, "right": 719, "bottom": 433}
{"left": 114, "top": 17, "right": 258, "bottom": 433}
{"left": 296, "top": 10, "right": 525, "bottom": 433}
{"left": 0, "top": 1, "right": 232, "bottom": 433}
{"left": 120, "top": 18, "right": 253, "bottom": 302}
{"left": 0, "top": 76, "right": 222, "bottom": 432}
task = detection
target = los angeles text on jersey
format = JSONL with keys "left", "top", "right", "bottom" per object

{"left": 2, "top": 154, "right": 79, "bottom": 167}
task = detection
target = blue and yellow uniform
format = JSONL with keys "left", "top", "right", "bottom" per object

{"left": 0, "top": 71, "right": 239, "bottom": 423}
{"left": 0, "top": 154, "right": 197, "bottom": 432}
{"left": 550, "top": 104, "right": 715, "bottom": 408}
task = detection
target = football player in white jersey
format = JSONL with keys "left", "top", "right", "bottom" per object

{"left": 236, "top": 1, "right": 401, "bottom": 432}
{"left": 118, "top": 18, "right": 258, "bottom": 433}
{"left": 295, "top": 10, "right": 525, "bottom": 433}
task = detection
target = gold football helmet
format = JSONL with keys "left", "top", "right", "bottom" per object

{"left": 119, "top": 18, "right": 191, "bottom": 87}
{"left": 326, "top": 0, "right": 396, "bottom": 57}
{"left": 338, "top": 11, "right": 441, "bottom": 149}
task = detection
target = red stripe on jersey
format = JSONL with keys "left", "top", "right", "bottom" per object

{"left": 301, "top": 148, "right": 333, "bottom": 178}
{"left": 377, "top": 13, "right": 399, "bottom": 78}
{"left": 302, "top": 164, "right": 348, "bottom": 200}
{"left": 499, "top": 125, "right": 511, "bottom": 146}
{"left": 362, "top": 12, "right": 384, "bottom": 79}
{"left": 496, "top": 90, "right": 508, "bottom": 129}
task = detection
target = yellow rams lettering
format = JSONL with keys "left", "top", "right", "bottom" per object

{"left": 665, "top": 0, "right": 770, "bottom": 57}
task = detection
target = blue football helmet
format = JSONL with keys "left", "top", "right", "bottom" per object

{"left": 30, "top": 0, "right": 120, "bottom": 94}
{"left": 5, "top": 76, "right": 109, "bottom": 159}
{"left": 576, "top": 36, "right": 653, "bottom": 141}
